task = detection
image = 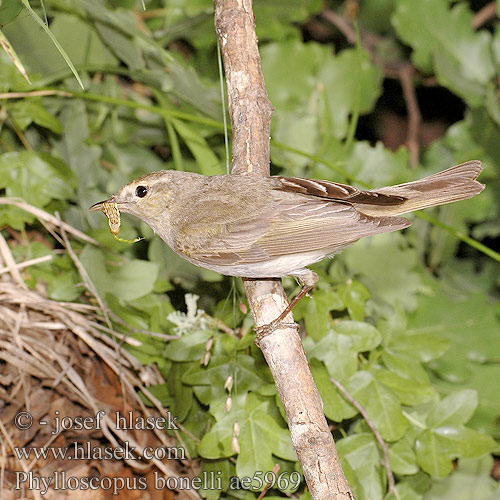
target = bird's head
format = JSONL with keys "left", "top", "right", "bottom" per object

{"left": 89, "top": 170, "right": 176, "bottom": 229}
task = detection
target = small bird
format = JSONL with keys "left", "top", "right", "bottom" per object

{"left": 90, "top": 161, "right": 484, "bottom": 339}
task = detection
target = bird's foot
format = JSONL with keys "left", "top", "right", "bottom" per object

{"left": 254, "top": 321, "right": 299, "bottom": 346}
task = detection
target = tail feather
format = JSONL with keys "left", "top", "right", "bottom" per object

{"left": 355, "top": 161, "right": 484, "bottom": 216}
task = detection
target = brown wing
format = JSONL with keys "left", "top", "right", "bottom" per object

{"left": 172, "top": 195, "right": 410, "bottom": 267}
{"left": 275, "top": 176, "right": 407, "bottom": 206}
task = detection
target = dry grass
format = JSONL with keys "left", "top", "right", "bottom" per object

{"left": 0, "top": 200, "right": 200, "bottom": 500}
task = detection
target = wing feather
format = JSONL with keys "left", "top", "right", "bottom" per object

{"left": 173, "top": 196, "right": 410, "bottom": 266}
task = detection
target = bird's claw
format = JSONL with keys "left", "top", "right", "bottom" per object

{"left": 254, "top": 321, "right": 299, "bottom": 346}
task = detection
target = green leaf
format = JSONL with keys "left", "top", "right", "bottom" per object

{"left": 199, "top": 458, "right": 235, "bottom": 500}
{"left": 167, "top": 363, "right": 194, "bottom": 422}
{"left": 297, "top": 287, "right": 344, "bottom": 340}
{"left": 9, "top": 100, "right": 62, "bottom": 133}
{"left": 337, "top": 433, "right": 384, "bottom": 500}
{"left": 49, "top": 13, "right": 118, "bottom": 67}
{"left": 95, "top": 20, "right": 145, "bottom": 70}
{"left": 388, "top": 437, "right": 419, "bottom": 476}
{"left": 172, "top": 119, "right": 223, "bottom": 175}
{"left": 426, "top": 390, "right": 478, "bottom": 428}
{"left": 20, "top": 0, "right": 84, "bottom": 89}
{"left": 333, "top": 321, "right": 381, "bottom": 352}
{"left": 381, "top": 350, "right": 430, "bottom": 385}
{"left": 386, "top": 482, "right": 423, "bottom": 500}
{"left": 343, "top": 233, "right": 423, "bottom": 311}
{"left": 415, "top": 428, "right": 453, "bottom": 478}
{"left": 0, "top": 0, "right": 23, "bottom": 25}
{"left": 199, "top": 394, "right": 295, "bottom": 486}
{"left": 387, "top": 332, "right": 450, "bottom": 363}
{"left": 374, "top": 368, "right": 435, "bottom": 406}
{"left": 183, "top": 351, "right": 268, "bottom": 418}
{"left": 425, "top": 456, "right": 500, "bottom": 500}
{"left": 337, "top": 279, "right": 370, "bottom": 321}
{"left": 310, "top": 359, "right": 356, "bottom": 422}
{"left": 307, "top": 321, "right": 380, "bottom": 380}
{"left": 79, "top": 245, "right": 159, "bottom": 303}
{"left": 345, "top": 370, "right": 408, "bottom": 441}
{"left": 346, "top": 141, "right": 410, "bottom": 187}
{"left": 254, "top": 0, "right": 321, "bottom": 40}
{"left": 164, "top": 331, "right": 214, "bottom": 362}
{"left": 433, "top": 426, "right": 496, "bottom": 459}
{"left": 307, "top": 330, "right": 360, "bottom": 381}
{"left": 392, "top": 0, "right": 495, "bottom": 105}
{"left": 0, "top": 151, "right": 74, "bottom": 207}
{"left": 416, "top": 426, "right": 496, "bottom": 478}
{"left": 408, "top": 287, "right": 500, "bottom": 437}
{"left": 262, "top": 40, "right": 382, "bottom": 167}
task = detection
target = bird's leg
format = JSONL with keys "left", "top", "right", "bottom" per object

{"left": 254, "top": 270, "right": 318, "bottom": 345}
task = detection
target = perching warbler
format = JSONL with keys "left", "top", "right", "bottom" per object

{"left": 90, "top": 161, "right": 483, "bottom": 338}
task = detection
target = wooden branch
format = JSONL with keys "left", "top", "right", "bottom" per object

{"left": 472, "top": 1, "right": 497, "bottom": 29}
{"left": 399, "top": 64, "right": 421, "bottom": 167}
{"left": 214, "top": 1, "right": 353, "bottom": 498}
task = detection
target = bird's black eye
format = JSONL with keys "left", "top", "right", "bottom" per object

{"left": 135, "top": 185, "right": 148, "bottom": 198}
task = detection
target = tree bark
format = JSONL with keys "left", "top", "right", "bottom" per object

{"left": 213, "top": 1, "right": 353, "bottom": 499}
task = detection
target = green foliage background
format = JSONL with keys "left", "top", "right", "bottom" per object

{"left": 1, "top": 0, "right": 500, "bottom": 499}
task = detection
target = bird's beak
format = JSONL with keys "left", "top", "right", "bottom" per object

{"left": 88, "top": 197, "right": 125, "bottom": 212}
{"left": 88, "top": 199, "right": 111, "bottom": 212}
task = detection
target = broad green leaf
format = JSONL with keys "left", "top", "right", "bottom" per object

{"left": 183, "top": 352, "right": 268, "bottom": 418}
{"left": 386, "top": 482, "right": 423, "bottom": 500}
{"left": 337, "top": 434, "right": 384, "bottom": 500}
{"left": 432, "top": 426, "right": 496, "bottom": 459}
{"left": 427, "top": 390, "right": 478, "bottom": 428}
{"left": 167, "top": 363, "right": 194, "bottom": 422}
{"left": 337, "top": 279, "right": 370, "bottom": 322}
{"left": 199, "top": 394, "right": 295, "bottom": 481}
{"left": 345, "top": 371, "right": 408, "bottom": 441}
{"left": 345, "top": 141, "right": 410, "bottom": 187}
{"left": 416, "top": 426, "right": 496, "bottom": 478}
{"left": 297, "top": 287, "right": 344, "bottom": 340}
{"left": 254, "top": 0, "right": 322, "bottom": 40}
{"left": 408, "top": 287, "right": 500, "bottom": 437}
{"left": 374, "top": 368, "right": 435, "bottom": 406}
{"left": 46, "top": 271, "right": 83, "bottom": 302}
{"left": 307, "top": 330, "right": 360, "bottom": 381}
{"left": 262, "top": 40, "right": 382, "bottom": 163}
{"left": 387, "top": 332, "right": 450, "bottom": 363}
{"left": 392, "top": 0, "right": 495, "bottom": 105}
{"left": 0, "top": 0, "right": 23, "bottom": 25}
{"left": 310, "top": 359, "right": 356, "bottom": 422}
{"left": 343, "top": 233, "right": 423, "bottom": 311}
{"left": 381, "top": 350, "right": 430, "bottom": 385}
{"left": 9, "top": 100, "right": 62, "bottom": 133}
{"left": 333, "top": 321, "right": 381, "bottom": 352}
{"left": 388, "top": 437, "right": 418, "bottom": 476}
{"left": 164, "top": 331, "right": 214, "bottom": 362}
{"left": 95, "top": 20, "right": 145, "bottom": 70}
{"left": 0, "top": 151, "right": 75, "bottom": 208}
{"left": 199, "top": 458, "right": 235, "bottom": 500}
{"left": 415, "top": 428, "right": 453, "bottom": 478}
{"left": 79, "top": 245, "right": 159, "bottom": 302}
{"left": 172, "top": 118, "right": 223, "bottom": 175}
{"left": 49, "top": 13, "right": 118, "bottom": 67}
{"left": 307, "top": 321, "right": 380, "bottom": 379}
{"left": 425, "top": 456, "right": 500, "bottom": 500}
{"left": 20, "top": 0, "right": 84, "bottom": 89}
